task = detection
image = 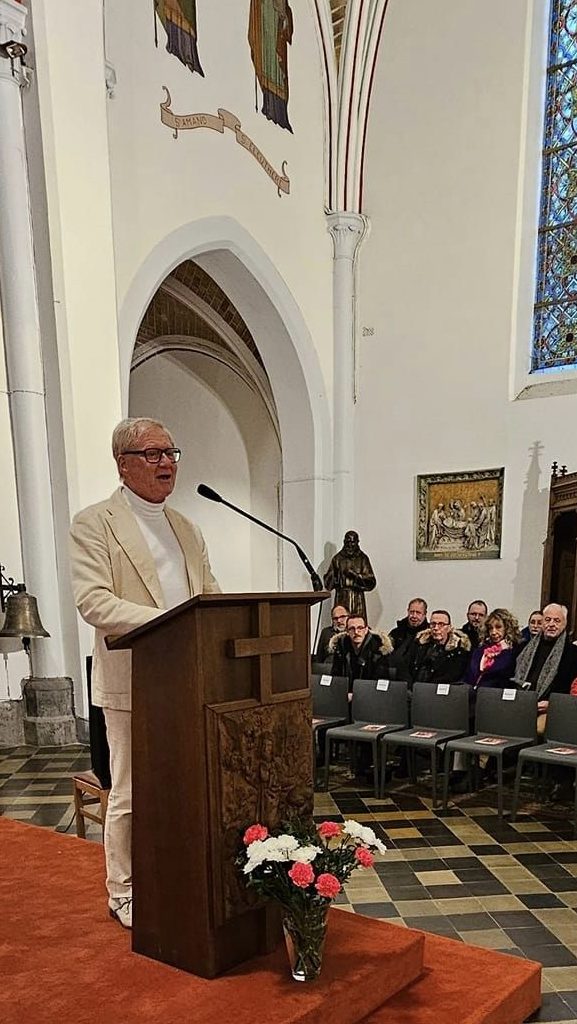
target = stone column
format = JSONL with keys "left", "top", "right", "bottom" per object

{"left": 326, "top": 211, "right": 368, "bottom": 538}
{"left": 0, "top": 0, "right": 72, "bottom": 741}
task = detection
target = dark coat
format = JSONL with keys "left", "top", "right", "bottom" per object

{"left": 411, "top": 628, "right": 471, "bottom": 686}
{"left": 389, "top": 616, "right": 429, "bottom": 662}
{"left": 314, "top": 625, "right": 338, "bottom": 663}
{"left": 519, "top": 636, "right": 577, "bottom": 699}
{"left": 329, "top": 630, "right": 409, "bottom": 690}
{"left": 461, "top": 621, "right": 482, "bottom": 650}
{"left": 464, "top": 643, "right": 518, "bottom": 690}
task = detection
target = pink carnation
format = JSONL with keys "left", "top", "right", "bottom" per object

{"left": 315, "top": 873, "right": 341, "bottom": 899}
{"left": 243, "top": 824, "right": 268, "bottom": 846}
{"left": 355, "top": 847, "right": 375, "bottom": 869}
{"left": 317, "top": 821, "right": 342, "bottom": 839}
{"left": 289, "top": 862, "right": 315, "bottom": 888}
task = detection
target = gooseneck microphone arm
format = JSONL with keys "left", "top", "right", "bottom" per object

{"left": 197, "top": 484, "right": 324, "bottom": 592}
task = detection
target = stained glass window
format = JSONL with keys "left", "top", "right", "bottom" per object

{"left": 533, "top": 0, "right": 577, "bottom": 371}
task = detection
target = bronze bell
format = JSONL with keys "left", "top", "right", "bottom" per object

{"left": 0, "top": 588, "right": 50, "bottom": 639}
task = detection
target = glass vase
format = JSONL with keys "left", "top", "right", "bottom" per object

{"left": 282, "top": 904, "right": 328, "bottom": 982}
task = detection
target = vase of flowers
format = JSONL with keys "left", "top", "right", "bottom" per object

{"left": 237, "top": 818, "right": 386, "bottom": 982}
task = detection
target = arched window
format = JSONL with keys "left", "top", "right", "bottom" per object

{"left": 533, "top": 0, "right": 577, "bottom": 372}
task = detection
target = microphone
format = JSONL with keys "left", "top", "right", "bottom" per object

{"left": 197, "top": 483, "right": 324, "bottom": 592}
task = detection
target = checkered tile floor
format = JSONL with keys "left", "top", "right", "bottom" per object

{"left": 2, "top": 746, "right": 577, "bottom": 1022}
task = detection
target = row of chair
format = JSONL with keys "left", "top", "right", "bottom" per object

{"left": 312, "top": 674, "right": 577, "bottom": 830}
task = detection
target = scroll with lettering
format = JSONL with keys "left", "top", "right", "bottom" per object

{"left": 160, "top": 87, "right": 290, "bottom": 196}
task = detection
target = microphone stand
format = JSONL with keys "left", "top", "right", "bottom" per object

{"left": 197, "top": 485, "right": 324, "bottom": 593}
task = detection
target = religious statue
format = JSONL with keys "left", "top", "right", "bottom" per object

{"left": 323, "top": 531, "right": 377, "bottom": 620}
{"left": 154, "top": 0, "right": 205, "bottom": 77}
{"left": 248, "top": 0, "right": 294, "bottom": 132}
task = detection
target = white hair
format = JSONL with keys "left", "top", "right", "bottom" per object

{"left": 542, "top": 603, "right": 568, "bottom": 621}
{"left": 111, "top": 418, "right": 174, "bottom": 461}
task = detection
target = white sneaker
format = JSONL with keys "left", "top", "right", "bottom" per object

{"left": 108, "top": 896, "right": 132, "bottom": 928}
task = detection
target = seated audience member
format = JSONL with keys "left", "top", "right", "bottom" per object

{"left": 314, "top": 605, "right": 349, "bottom": 663}
{"left": 329, "top": 614, "right": 409, "bottom": 690}
{"left": 514, "top": 603, "right": 577, "bottom": 734}
{"left": 411, "top": 610, "right": 471, "bottom": 685}
{"left": 389, "top": 598, "right": 429, "bottom": 661}
{"left": 520, "top": 609, "right": 544, "bottom": 645}
{"left": 464, "top": 608, "right": 521, "bottom": 689}
{"left": 461, "top": 600, "right": 488, "bottom": 649}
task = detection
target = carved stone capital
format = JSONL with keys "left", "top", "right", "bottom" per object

{"left": 105, "top": 59, "right": 117, "bottom": 99}
{"left": 0, "top": 0, "right": 28, "bottom": 86}
{"left": 326, "top": 211, "right": 368, "bottom": 261}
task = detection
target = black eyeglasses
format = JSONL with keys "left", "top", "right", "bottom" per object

{"left": 122, "top": 448, "right": 182, "bottom": 464}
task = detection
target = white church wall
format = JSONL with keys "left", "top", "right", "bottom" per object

{"left": 129, "top": 350, "right": 281, "bottom": 593}
{"left": 31, "top": 0, "right": 123, "bottom": 516}
{"left": 103, "top": 0, "right": 334, "bottom": 406}
{"left": 357, "top": 0, "right": 570, "bottom": 632}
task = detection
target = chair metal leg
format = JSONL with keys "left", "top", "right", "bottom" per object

{"left": 442, "top": 747, "right": 451, "bottom": 810}
{"left": 379, "top": 740, "right": 389, "bottom": 799}
{"left": 511, "top": 761, "right": 522, "bottom": 821}
{"left": 496, "top": 756, "right": 504, "bottom": 819}
{"left": 467, "top": 754, "right": 474, "bottom": 794}
{"left": 431, "top": 747, "right": 438, "bottom": 808}
{"left": 323, "top": 736, "right": 332, "bottom": 791}
{"left": 372, "top": 740, "right": 379, "bottom": 798}
{"left": 409, "top": 747, "right": 417, "bottom": 784}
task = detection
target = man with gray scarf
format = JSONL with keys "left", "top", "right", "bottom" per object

{"left": 514, "top": 603, "right": 577, "bottom": 733}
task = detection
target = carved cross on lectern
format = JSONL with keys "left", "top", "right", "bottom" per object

{"left": 225, "top": 601, "right": 293, "bottom": 702}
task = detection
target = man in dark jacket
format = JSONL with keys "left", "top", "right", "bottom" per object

{"left": 314, "top": 605, "right": 349, "bottom": 663}
{"left": 461, "top": 600, "right": 487, "bottom": 650}
{"left": 389, "top": 598, "right": 429, "bottom": 661}
{"left": 411, "top": 610, "right": 471, "bottom": 685}
{"left": 514, "top": 603, "right": 577, "bottom": 729}
{"left": 329, "top": 614, "right": 409, "bottom": 691}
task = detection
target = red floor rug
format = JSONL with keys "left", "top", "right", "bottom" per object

{"left": 0, "top": 819, "right": 541, "bottom": 1024}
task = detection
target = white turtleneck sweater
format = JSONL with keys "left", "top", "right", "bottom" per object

{"left": 123, "top": 487, "right": 190, "bottom": 609}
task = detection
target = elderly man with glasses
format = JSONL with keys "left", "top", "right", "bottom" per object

{"left": 69, "top": 417, "right": 220, "bottom": 929}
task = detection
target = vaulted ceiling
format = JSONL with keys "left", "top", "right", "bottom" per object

{"left": 330, "top": 0, "right": 349, "bottom": 67}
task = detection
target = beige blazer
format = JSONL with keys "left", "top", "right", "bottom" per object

{"left": 69, "top": 488, "right": 221, "bottom": 711}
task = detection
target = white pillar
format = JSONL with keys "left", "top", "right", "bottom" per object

{"left": 326, "top": 211, "right": 367, "bottom": 538}
{"left": 0, "top": 0, "right": 64, "bottom": 677}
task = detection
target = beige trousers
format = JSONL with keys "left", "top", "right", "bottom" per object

{"left": 103, "top": 707, "right": 132, "bottom": 900}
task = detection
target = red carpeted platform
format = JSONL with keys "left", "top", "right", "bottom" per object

{"left": 0, "top": 819, "right": 541, "bottom": 1024}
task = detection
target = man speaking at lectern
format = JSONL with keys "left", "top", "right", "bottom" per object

{"left": 70, "top": 418, "right": 220, "bottom": 929}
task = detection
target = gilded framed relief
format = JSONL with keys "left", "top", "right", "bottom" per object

{"left": 416, "top": 469, "right": 504, "bottom": 561}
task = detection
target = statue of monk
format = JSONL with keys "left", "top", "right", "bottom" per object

{"left": 323, "top": 531, "right": 377, "bottom": 620}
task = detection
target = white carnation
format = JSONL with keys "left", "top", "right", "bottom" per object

{"left": 244, "top": 834, "right": 301, "bottom": 873}
{"left": 292, "top": 844, "right": 322, "bottom": 864}
{"left": 343, "top": 819, "right": 387, "bottom": 855}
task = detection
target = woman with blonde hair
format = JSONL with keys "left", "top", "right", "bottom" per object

{"left": 464, "top": 607, "right": 522, "bottom": 689}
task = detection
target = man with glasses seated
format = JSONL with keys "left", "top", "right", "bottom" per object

{"left": 70, "top": 417, "right": 220, "bottom": 929}
{"left": 314, "top": 604, "right": 349, "bottom": 664}
{"left": 329, "top": 614, "right": 409, "bottom": 691}
{"left": 411, "top": 610, "right": 471, "bottom": 685}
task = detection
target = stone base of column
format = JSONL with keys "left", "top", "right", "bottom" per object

{"left": 23, "top": 677, "right": 77, "bottom": 746}
{"left": 0, "top": 699, "right": 25, "bottom": 746}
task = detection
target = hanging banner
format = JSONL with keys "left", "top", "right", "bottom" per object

{"left": 160, "top": 88, "right": 290, "bottom": 196}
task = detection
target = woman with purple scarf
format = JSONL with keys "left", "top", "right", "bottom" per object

{"left": 464, "top": 608, "right": 522, "bottom": 690}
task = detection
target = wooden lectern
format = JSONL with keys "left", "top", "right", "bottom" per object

{"left": 108, "top": 590, "right": 326, "bottom": 979}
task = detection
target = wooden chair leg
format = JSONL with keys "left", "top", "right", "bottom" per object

{"left": 72, "top": 784, "right": 86, "bottom": 839}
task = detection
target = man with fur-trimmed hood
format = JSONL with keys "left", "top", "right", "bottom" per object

{"left": 410, "top": 609, "right": 471, "bottom": 685}
{"left": 329, "top": 614, "right": 410, "bottom": 690}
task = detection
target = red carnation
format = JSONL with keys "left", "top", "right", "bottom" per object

{"left": 355, "top": 847, "right": 374, "bottom": 868}
{"left": 315, "top": 873, "right": 341, "bottom": 899}
{"left": 317, "top": 821, "right": 342, "bottom": 839}
{"left": 243, "top": 824, "right": 268, "bottom": 846}
{"left": 288, "top": 862, "right": 315, "bottom": 888}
